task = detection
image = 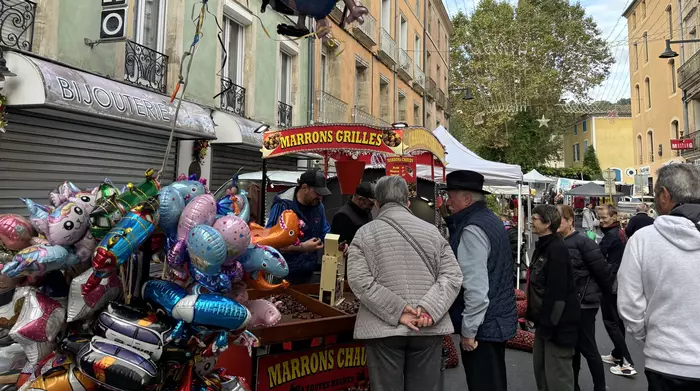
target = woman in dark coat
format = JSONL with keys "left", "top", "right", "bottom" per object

{"left": 557, "top": 205, "right": 614, "bottom": 391}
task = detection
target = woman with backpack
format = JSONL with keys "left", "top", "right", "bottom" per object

{"left": 557, "top": 205, "right": 615, "bottom": 391}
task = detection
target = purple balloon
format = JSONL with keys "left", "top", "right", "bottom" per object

{"left": 212, "top": 215, "right": 251, "bottom": 262}
{"left": 177, "top": 194, "right": 217, "bottom": 241}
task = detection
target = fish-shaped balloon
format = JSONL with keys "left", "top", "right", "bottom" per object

{"left": 170, "top": 176, "right": 207, "bottom": 204}
{"left": 2, "top": 244, "right": 79, "bottom": 278}
{"left": 237, "top": 245, "right": 289, "bottom": 278}
{"left": 249, "top": 210, "right": 304, "bottom": 249}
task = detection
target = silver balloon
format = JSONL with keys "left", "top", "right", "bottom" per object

{"left": 9, "top": 288, "right": 66, "bottom": 364}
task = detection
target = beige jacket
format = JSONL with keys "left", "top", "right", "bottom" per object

{"left": 347, "top": 203, "right": 463, "bottom": 340}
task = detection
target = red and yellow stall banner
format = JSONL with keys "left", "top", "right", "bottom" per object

{"left": 257, "top": 343, "right": 370, "bottom": 391}
{"left": 386, "top": 156, "right": 417, "bottom": 197}
{"left": 262, "top": 125, "right": 404, "bottom": 158}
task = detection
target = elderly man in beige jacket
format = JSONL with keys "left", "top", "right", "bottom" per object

{"left": 348, "top": 175, "right": 463, "bottom": 391}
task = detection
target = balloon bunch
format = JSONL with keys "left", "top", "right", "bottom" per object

{"left": 0, "top": 169, "right": 302, "bottom": 391}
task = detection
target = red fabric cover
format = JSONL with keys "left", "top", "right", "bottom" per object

{"left": 515, "top": 289, "right": 526, "bottom": 301}
{"left": 506, "top": 329, "right": 534, "bottom": 352}
{"left": 516, "top": 300, "right": 528, "bottom": 318}
{"left": 442, "top": 335, "right": 459, "bottom": 369}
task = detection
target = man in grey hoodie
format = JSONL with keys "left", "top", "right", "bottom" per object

{"left": 618, "top": 164, "right": 700, "bottom": 390}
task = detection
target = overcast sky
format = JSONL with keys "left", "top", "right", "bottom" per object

{"left": 443, "top": 0, "right": 632, "bottom": 102}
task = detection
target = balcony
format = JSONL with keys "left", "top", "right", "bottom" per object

{"left": 317, "top": 91, "right": 349, "bottom": 123}
{"left": 278, "top": 101, "right": 293, "bottom": 127}
{"left": 220, "top": 78, "right": 246, "bottom": 117}
{"left": 681, "top": 130, "right": 700, "bottom": 160}
{"left": 0, "top": 0, "right": 35, "bottom": 51}
{"left": 682, "top": 0, "right": 697, "bottom": 21}
{"left": 376, "top": 118, "right": 390, "bottom": 127}
{"left": 426, "top": 76, "right": 437, "bottom": 100}
{"left": 353, "top": 11, "right": 377, "bottom": 48}
{"left": 398, "top": 49, "right": 413, "bottom": 82}
{"left": 436, "top": 89, "right": 446, "bottom": 109}
{"left": 124, "top": 40, "right": 169, "bottom": 93}
{"left": 330, "top": 1, "right": 345, "bottom": 23}
{"left": 413, "top": 64, "right": 425, "bottom": 94}
{"left": 352, "top": 106, "right": 375, "bottom": 125}
{"left": 378, "top": 28, "right": 397, "bottom": 67}
{"left": 678, "top": 49, "right": 700, "bottom": 93}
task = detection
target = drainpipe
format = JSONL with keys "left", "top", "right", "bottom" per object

{"left": 678, "top": 0, "right": 690, "bottom": 137}
{"left": 307, "top": 18, "right": 315, "bottom": 124}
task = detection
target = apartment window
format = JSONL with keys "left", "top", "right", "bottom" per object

{"left": 635, "top": 84, "right": 641, "bottom": 113}
{"left": 584, "top": 139, "right": 589, "bottom": 154}
{"left": 414, "top": 102, "right": 421, "bottom": 125}
{"left": 398, "top": 91, "right": 407, "bottom": 121}
{"left": 134, "top": 0, "right": 166, "bottom": 51}
{"left": 669, "top": 59, "right": 677, "bottom": 94}
{"left": 415, "top": 0, "right": 420, "bottom": 18}
{"left": 279, "top": 51, "right": 292, "bottom": 104}
{"left": 427, "top": 2, "right": 432, "bottom": 33}
{"left": 645, "top": 77, "right": 651, "bottom": 109}
{"left": 672, "top": 120, "right": 680, "bottom": 139}
{"left": 381, "top": 0, "right": 391, "bottom": 32}
{"left": 438, "top": 20, "right": 441, "bottom": 46}
{"left": 223, "top": 17, "right": 245, "bottom": 85}
{"left": 583, "top": 120, "right": 587, "bottom": 133}
{"left": 414, "top": 35, "right": 421, "bottom": 67}
{"left": 634, "top": 43, "right": 638, "bottom": 70}
{"left": 400, "top": 15, "right": 408, "bottom": 50}
{"left": 637, "top": 135, "right": 643, "bottom": 163}
{"left": 574, "top": 124, "right": 578, "bottom": 135}
{"left": 573, "top": 143, "right": 580, "bottom": 162}
{"left": 641, "top": 0, "right": 646, "bottom": 18}
{"left": 427, "top": 111, "right": 432, "bottom": 129}
{"left": 354, "top": 61, "right": 370, "bottom": 112}
{"left": 667, "top": 5, "right": 673, "bottom": 38}
{"left": 643, "top": 32, "right": 649, "bottom": 63}
{"left": 379, "top": 77, "right": 390, "bottom": 122}
{"left": 647, "top": 130, "right": 655, "bottom": 162}
{"left": 632, "top": 12, "right": 636, "bottom": 29}
{"left": 436, "top": 65, "right": 441, "bottom": 88}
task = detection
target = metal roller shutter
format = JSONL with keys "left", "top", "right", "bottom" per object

{"left": 210, "top": 145, "right": 299, "bottom": 191}
{"left": 0, "top": 112, "right": 177, "bottom": 216}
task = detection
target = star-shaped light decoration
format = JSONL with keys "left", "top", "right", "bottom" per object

{"left": 537, "top": 115, "right": 551, "bottom": 128}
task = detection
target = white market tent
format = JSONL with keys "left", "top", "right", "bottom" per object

{"left": 416, "top": 126, "right": 523, "bottom": 186}
{"left": 523, "top": 169, "right": 556, "bottom": 184}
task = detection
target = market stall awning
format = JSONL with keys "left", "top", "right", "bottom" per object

{"left": 484, "top": 185, "right": 531, "bottom": 195}
{"left": 238, "top": 170, "right": 306, "bottom": 185}
{"left": 4, "top": 51, "right": 216, "bottom": 140}
{"left": 211, "top": 110, "right": 264, "bottom": 147}
{"left": 523, "top": 169, "right": 556, "bottom": 184}
{"left": 566, "top": 182, "right": 622, "bottom": 196}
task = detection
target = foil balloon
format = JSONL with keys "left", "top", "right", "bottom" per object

{"left": 33, "top": 202, "right": 89, "bottom": 246}
{"left": 249, "top": 210, "right": 304, "bottom": 248}
{"left": 73, "top": 230, "right": 97, "bottom": 264}
{"left": 0, "top": 243, "right": 17, "bottom": 264}
{"left": 96, "top": 303, "right": 171, "bottom": 360}
{"left": 262, "top": 0, "right": 367, "bottom": 39}
{"left": 0, "top": 288, "right": 25, "bottom": 345}
{"left": 2, "top": 244, "right": 80, "bottom": 278}
{"left": 186, "top": 225, "right": 228, "bottom": 276}
{"left": 221, "top": 261, "right": 244, "bottom": 284}
{"left": 24, "top": 361, "right": 99, "bottom": 391}
{"left": 90, "top": 169, "right": 160, "bottom": 240}
{"left": 170, "top": 175, "right": 207, "bottom": 204}
{"left": 247, "top": 271, "right": 290, "bottom": 291}
{"left": 216, "top": 189, "right": 250, "bottom": 223}
{"left": 177, "top": 194, "right": 217, "bottom": 241}
{"left": 0, "top": 214, "right": 35, "bottom": 250}
{"left": 189, "top": 265, "right": 231, "bottom": 294}
{"left": 49, "top": 182, "right": 81, "bottom": 208}
{"left": 9, "top": 289, "right": 66, "bottom": 365}
{"left": 16, "top": 351, "right": 69, "bottom": 388}
{"left": 227, "top": 282, "right": 248, "bottom": 304}
{"left": 66, "top": 268, "right": 121, "bottom": 322}
{"left": 165, "top": 239, "right": 189, "bottom": 283}
{"left": 77, "top": 336, "right": 157, "bottom": 391}
{"left": 21, "top": 199, "right": 53, "bottom": 233}
{"left": 142, "top": 280, "right": 250, "bottom": 330}
{"left": 212, "top": 215, "right": 251, "bottom": 262}
{"left": 238, "top": 245, "right": 289, "bottom": 278}
{"left": 83, "top": 198, "right": 158, "bottom": 295}
{"left": 158, "top": 185, "right": 186, "bottom": 241}
{"left": 0, "top": 343, "right": 25, "bottom": 373}
{"left": 245, "top": 299, "right": 282, "bottom": 328}
{"left": 94, "top": 179, "right": 121, "bottom": 201}
{"left": 69, "top": 188, "right": 100, "bottom": 215}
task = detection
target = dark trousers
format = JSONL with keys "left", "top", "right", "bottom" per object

{"left": 646, "top": 369, "right": 700, "bottom": 391}
{"left": 533, "top": 332, "right": 575, "bottom": 391}
{"left": 461, "top": 340, "right": 508, "bottom": 391}
{"left": 365, "top": 335, "right": 443, "bottom": 391}
{"left": 573, "top": 308, "right": 606, "bottom": 391}
{"left": 601, "top": 294, "right": 634, "bottom": 365}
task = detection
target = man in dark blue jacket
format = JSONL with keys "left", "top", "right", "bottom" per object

{"left": 445, "top": 170, "right": 517, "bottom": 391}
{"left": 267, "top": 170, "right": 331, "bottom": 284}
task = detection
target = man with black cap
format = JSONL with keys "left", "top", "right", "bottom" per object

{"left": 267, "top": 169, "right": 332, "bottom": 284}
{"left": 331, "top": 182, "right": 375, "bottom": 245}
{"left": 445, "top": 170, "right": 517, "bottom": 391}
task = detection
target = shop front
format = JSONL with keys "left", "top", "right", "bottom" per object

{"left": 1, "top": 51, "right": 216, "bottom": 216}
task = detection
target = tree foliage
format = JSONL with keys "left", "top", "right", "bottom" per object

{"left": 535, "top": 166, "right": 599, "bottom": 180}
{"left": 582, "top": 145, "right": 603, "bottom": 180}
{"left": 449, "top": 0, "right": 613, "bottom": 168}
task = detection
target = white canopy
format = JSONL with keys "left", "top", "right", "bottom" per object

{"left": 523, "top": 169, "right": 556, "bottom": 184}
{"left": 484, "top": 185, "right": 531, "bottom": 195}
{"left": 239, "top": 170, "right": 305, "bottom": 185}
{"left": 417, "top": 126, "right": 523, "bottom": 186}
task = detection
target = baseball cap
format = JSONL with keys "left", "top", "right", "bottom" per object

{"left": 298, "top": 170, "right": 331, "bottom": 196}
{"left": 355, "top": 182, "right": 375, "bottom": 201}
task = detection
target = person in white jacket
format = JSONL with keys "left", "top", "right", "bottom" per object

{"left": 617, "top": 164, "right": 700, "bottom": 390}
{"left": 581, "top": 203, "right": 601, "bottom": 242}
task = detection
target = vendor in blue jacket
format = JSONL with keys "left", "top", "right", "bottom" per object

{"left": 266, "top": 169, "right": 332, "bottom": 284}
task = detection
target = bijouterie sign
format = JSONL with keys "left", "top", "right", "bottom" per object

{"left": 670, "top": 139, "right": 694, "bottom": 150}
{"left": 257, "top": 343, "right": 370, "bottom": 391}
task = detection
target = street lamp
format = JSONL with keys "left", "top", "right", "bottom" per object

{"left": 449, "top": 86, "right": 474, "bottom": 100}
{"left": 659, "top": 38, "right": 700, "bottom": 58}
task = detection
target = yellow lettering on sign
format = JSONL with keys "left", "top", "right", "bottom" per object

{"left": 300, "top": 354, "right": 310, "bottom": 377}
{"left": 368, "top": 133, "right": 376, "bottom": 145}
{"left": 354, "top": 347, "right": 362, "bottom": 367}
{"left": 268, "top": 364, "right": 282, "bottom": 388}
{"left": 295, "top": 133, "right": 304, "bottom": 146}
{"left": 290, "top": 357, "right": 302, "bottom": 380}
{"left": 310, "top": 351, "right": 319, "bottom": 373}
{"left": 279, "top": 135, "right": 290, "bottom": 149}
{"left": 304, "top": 132, "right": 312, "bottom": 145}
{"left": 312, "top": 131, "right": 320, "bottom": 144}
{"left": 282, "top": 360, "right": 292, "bottom": 383}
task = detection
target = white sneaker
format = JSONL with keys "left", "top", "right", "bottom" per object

{"left": 601, "top": 354, "right": 618, "bottom": 365}
{"left": 610, "top": 362, "right": 637, "bottom": 377}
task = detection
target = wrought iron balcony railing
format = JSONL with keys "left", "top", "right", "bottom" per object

{"left": 681, "top": 130, "right": 700, "bottom": 158}
{"left": 278, "top": 101, "right": 293, "bottom": 127}
{"left": 413, "top": 63, "right": 425, "bottom": 92}
{"left": 679, "top": 49, "right": 700, "bottom": 91}
{"left": 352, "top": 106, "right": 375, "bottom": 125}
{"left": 317, "top": 90, "right": 349, "bottom": 123}
{"left": 426, "top": 76, "right": 437, "bottom": 99}
{"left": 376, "top": 118, "right": 391, "bottom": 127}
{"left": 353, "top": 10, "right": 377, "bottom": 46}
{"left": 0, "top": 0, "right": 36, "bottom": 51}
{"left": 124, "top": 40, "right": 169, "bottom": 93}
{"left": 220, "top": 77, "right": 246, "bottom": 117}
{"left": 398, "top": 49, "right": 413, "bottom": 81}
{"left": 436, "top": 89, "right": 446, "bottom": 109}
{"left": 378, "top": 28, "right": 397, "bottom": 65}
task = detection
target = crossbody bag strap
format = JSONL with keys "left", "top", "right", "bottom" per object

{"left": 379, "top": 216, "right": 437, "bottom": 280}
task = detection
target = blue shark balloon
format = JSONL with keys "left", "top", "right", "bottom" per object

{"left": 237, "top": 244, "right": 289, "bottom": 278}
{"left": 158, "top": 186, "right": 185, "bottom": 241}
{"left": 186, "top": 225, "right": 228, "bottom": 276}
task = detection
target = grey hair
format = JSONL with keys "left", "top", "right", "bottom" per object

{"left": 453, "top": 190, "right": 485, "bottom": 202}
{"left": 655, "top": 164, "right": 700, "bottom": 204}
{"left": 636, "top": 203, "right": 649, "bottom": 212}
{"left": 374, "top": 175, "right": 409, "bottom": 207}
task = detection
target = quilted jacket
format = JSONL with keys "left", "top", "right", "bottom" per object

{"left": 347, "top": 203, "right": 463, "bottom": 340}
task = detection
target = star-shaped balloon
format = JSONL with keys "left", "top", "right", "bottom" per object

{"left": 10, "top": 288, "right": 65, "bottom": 364}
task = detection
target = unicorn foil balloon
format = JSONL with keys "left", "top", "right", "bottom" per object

{"left": 34, "top": 202, "right": 89, "bottom": 246}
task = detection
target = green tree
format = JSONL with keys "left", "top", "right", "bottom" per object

{"left": 582, "top": 145, "right": 603, "bottom": 180}
{"left": 449, "top": 0, "right": 613, "bottom": 167}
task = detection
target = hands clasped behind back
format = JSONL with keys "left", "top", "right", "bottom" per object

{"left": 399, "top": 305, "right": 434, "bottom": 331}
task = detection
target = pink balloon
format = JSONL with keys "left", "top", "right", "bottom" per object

{"left": 246, "top": 299, "right": 281, "bottom": 328}
{"left": 176, "top": 194, "right": 217, "bottom": 240}
{"left": 0, "top": 214, "right": 35, "bottom": 250}
{"left": 212, "top": 215, "right": 251, "bottom": 261}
